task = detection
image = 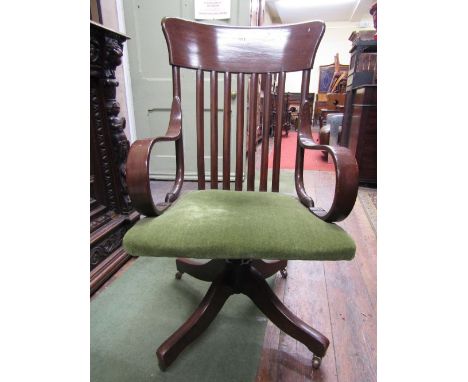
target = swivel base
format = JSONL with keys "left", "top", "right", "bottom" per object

{"left": 157, "top": 259, "right": 329, "bottom": 371}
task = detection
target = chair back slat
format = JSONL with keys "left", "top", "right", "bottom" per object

{"left": 300, "top": 69, "right": 311, "bottom": 119}
{"left": 210, "top": 71, "right": 218, "bottom": 189}
{"left": 300, "top": 69, "right": 312, "bottom": 136}
{"left": 235, "top": 73, "right": 245, "bottom": 191}
{"left": 247, "top": 73, "right": 258, "bottom": 191}
{"left": 259, "top": 73, "right": 272, "bottom": 191}
{"left": 196, "top": 69, "right": 205, "bottom": 189}
{"left": 271, "top": 72, "right": 286, "bottom": 192}
{"left": 293, "top": 69, "right": 312, "bottom": 196}
{"left": 223, "top": 72, "right": 231, "bottom": 190}
{"left": 172, "top": 66, "right": 181, "bottom": 97}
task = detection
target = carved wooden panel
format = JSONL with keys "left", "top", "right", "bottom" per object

{"left": 90, "top": 21, "right": 139, "bottom": 295}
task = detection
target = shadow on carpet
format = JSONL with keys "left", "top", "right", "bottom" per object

{"left": 91, "top": 257, "right": 270, "bottom": 382}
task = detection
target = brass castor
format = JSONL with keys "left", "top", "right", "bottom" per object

{"left": 312, "top": 355, "right": 322, "bottom": 370}
{"left": 280, "top": 268, "right": 288, "bottom": 279}
{"left": 175, "top": 271, "right": 183, "bottom": 280}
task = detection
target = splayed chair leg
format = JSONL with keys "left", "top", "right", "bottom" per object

{"left": 251, "top": 259, "right": 288, "bottom": 278}
{"left": 240, "top": 266, "right": 329, "bottom": 358}
{"left": 156, "top": 278, "right": 233, "bottom": 370}
{"left": 159, "top": 261, "right": 328, "bottom": 371}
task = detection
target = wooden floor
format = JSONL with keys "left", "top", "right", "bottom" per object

{"left": 255, "top": 170, "right": 376, "bottom": 382}
{"left": 95, "top": 131, "right": 377, "bottom": 382}
{"left": 253, "top": 131, "right": 376, "bottom": 382}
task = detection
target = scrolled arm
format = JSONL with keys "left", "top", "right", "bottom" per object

{"left": 295, "top": 100, "right": 359, "bottom": 222}
{"left": 126, "top": 97, "right": 184, "bottom": 217}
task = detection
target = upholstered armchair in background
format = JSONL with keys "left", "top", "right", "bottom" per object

{"left": 319, "top": 113, "right": 344, "bottom": 161}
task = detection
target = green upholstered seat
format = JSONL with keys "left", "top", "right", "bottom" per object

{"left": 123, "top": 190, "right": 356, "bottom": 261}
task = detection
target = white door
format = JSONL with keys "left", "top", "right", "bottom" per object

{"left": 123, "top": 0, "right": 251, "bottom": 180}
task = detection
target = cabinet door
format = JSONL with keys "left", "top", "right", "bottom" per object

{"left": 123, "top": 0, "right": 250, "bottom": 180}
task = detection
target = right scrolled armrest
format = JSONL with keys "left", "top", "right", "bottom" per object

{"left": 295, "top": 100, "right": 359, "bottom": 222}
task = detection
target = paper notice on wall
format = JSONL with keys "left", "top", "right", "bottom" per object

{"left": 195, "top": 0, "right": 231, "bottom": 20}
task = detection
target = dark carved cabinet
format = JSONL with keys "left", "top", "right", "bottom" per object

{"left": 343, "top": 85, "right": 377, "bottom": 185}
{"left": 341, "top": 31, "right": 377, "bottom": 185}
{"left": 90, "top": 21, "right": 139, "bottom": 294}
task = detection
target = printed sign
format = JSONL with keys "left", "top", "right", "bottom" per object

{"left": 195, "top": 0, "right": 231, "bottom": 20}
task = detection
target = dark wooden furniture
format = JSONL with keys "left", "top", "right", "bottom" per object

{"left": 281, "top": 92, "right": 314, "bottom": 133}
{"left": 247, "top": 75, "right": 263, "bottom": 149}
{"left": 271, "top": 91, "right": 291, "bottom": 137}
{"left": 327, "top": 53, "right": 348, "bottom": 96}
{"left": 342, "top": 85, "right": 377, "bottom": 184}
{"left": 90, "top": 21, "right": 139, "bottom": 294}
{"left": 285, "top": 92, "right": 302, "bottom": 112}
{"left": 345, "top": 31, "right": 376, "bottom": 94}
{"left": 126, "top": 18, "right": 359, "bottom": 371}
{"left": 313, "top": 57, "right": 349, "bottom": 125}
{"left": 317, "top": 54, "right": 348, "bottom": 131}
{"left": 370, "top": 2, "right": 377, "bottom": 40}
{"left": 318, "top": 107, "right": 344, "bottom": 129}
{"left": 341, "top": 29, "right": 377, "bottom": 185}
{"left": 285, "top": 93, "right": 301, "bottom": 133}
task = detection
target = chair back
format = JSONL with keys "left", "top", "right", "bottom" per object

{"left": 161, "top": 18, "right": 325, "bottom": 192}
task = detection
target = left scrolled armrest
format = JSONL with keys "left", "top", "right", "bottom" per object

{"left": 126, "top": 97, "right": 184, "bottom": 217}
{"left": 295, "top": 100, "right": 359, "bottom": 222}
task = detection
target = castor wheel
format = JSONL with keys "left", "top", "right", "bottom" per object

{"left": 280, "top": 268, "right": 288, "bottom": 279}
{"left": 175, "top": 271, "right": 183, "bottom": 280}
{"left": 312, "top": 355, "right": 322, "bottom": 370}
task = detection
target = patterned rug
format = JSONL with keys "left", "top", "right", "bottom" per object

{"left": 358, "top": 187, "right": 377, "bottom": 234}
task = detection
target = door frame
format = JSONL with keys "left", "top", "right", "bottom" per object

{"left": 115, "top": 0, "right": 263, "bottom": 145}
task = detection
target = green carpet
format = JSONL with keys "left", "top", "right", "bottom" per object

{"left": 91, "top": 257, "right": 271, "bottom": 382}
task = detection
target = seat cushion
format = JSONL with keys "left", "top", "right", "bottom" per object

{"left": 123, "top": 190, "right": 355, "bottom": 261}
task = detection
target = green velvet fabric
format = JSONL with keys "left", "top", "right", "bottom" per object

{"left": 123, "top": 190, "right": 356, "bottom": 261}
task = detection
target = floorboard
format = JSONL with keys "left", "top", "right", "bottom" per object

{"left": 255, "top": 168, "right": 376, "bottom": 382}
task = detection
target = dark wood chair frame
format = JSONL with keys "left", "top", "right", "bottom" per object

{"left": 126, "top": 18, "right": 359, "bottom": 371}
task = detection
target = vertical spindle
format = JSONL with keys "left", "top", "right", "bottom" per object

{"left": 196, "top": 69, "right": 205, "bottom": 189}
{"left": 247, "top": 73, "right": 259, "bottom": 191}
{"left": 223, "top": 72, "right": 231, "bottom": 190}
{"left": 235, "top": 73, "right": 245, "bottom": 191}
{"left": 259, "top": 73, "right": 272, "bottom": 191}
{"left": 271, "top": 71, "right": 285, "bottom": 192}
{"left": 210, "top": 71, "right": 218, "bottom": 189}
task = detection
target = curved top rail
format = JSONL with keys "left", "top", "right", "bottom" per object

{"left": 161, "top": 17, "right": 325, "bottom": 73}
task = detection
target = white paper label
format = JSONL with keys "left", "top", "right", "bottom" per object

{"left": 195, "top": 0, "right": 231, "bottom": 20}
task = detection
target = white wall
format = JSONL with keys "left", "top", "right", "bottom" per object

{"left": 263, "top": 3, "right": 274, "bottom": 25}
